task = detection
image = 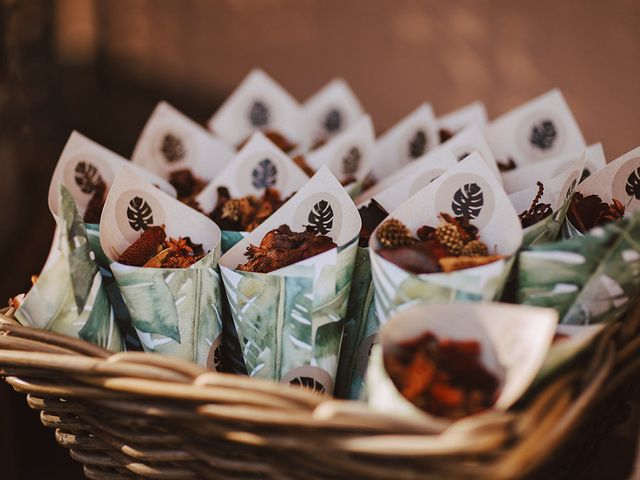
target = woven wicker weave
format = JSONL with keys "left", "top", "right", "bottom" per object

{"left": 0, "top": 300, "right": 639, "bottom": 480}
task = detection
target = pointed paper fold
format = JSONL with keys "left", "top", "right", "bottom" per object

{"left": 366, "top": 303, "right": 557, "bottom": 429}
{"left": 16, "top": 186, "right": 124, "bottom": 351}
{"left": 369, "top": 103, "right": 439, "bottom": 181}
{"left": 193, "top": 131, "right": 310, "bottom": 251}
{"left": 369, "top": 154, "right": 523, "bottom": 322}
{"left": 485, "top": 89, "right": 586, "bottom": 169}
{"left": 100, "top": 167, "right": 223, "bottom": 366}
{"left": 219, "top": 167, "right": 361, "bottom": 393}
{"left": 509, "top": 153, "right": 585, "bottom": 245}
{"left": 131, "top": 101, "right": 235, "bottom": 182}
{"left": 49, "top": 131, "right": 176, "bottom": 220}
{"left": 436, "top": 101, "right": 488, "bottom": 135}
{"left": 303, "top": 115, "right": 375, "bottom": 186}
{"left": 208, "top": 69, "right": 302, "bottom": 145}
{"left": 502, "top": 143, "right": 605, "bottom": 194}
{"left": 301, "top": 78, "right": 364, "bottom": 149}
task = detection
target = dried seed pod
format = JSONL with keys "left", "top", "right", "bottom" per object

{"left": 438, "top": 255, "right": 503, "bottom": 273}
{"left": 377, "top": 218, "right": 415, "bottom": 248}
{"left": 118, "top": 226, "right": 166, "bottom": 266}
{"left": 221, "top": 199, "right": 243, "bottom": 222}
{"left": 435, "top": 221, "right": 464, "bottom": 256}
{"left": 460, "top": 239, "right": 489, "bottom": 257}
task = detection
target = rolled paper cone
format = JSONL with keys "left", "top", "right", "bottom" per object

{"left": 193, "top": 131, "right": 310, "bottom": 254}
{"left": 517, "top": 208, "right": 640, "bottom": 325}
{"left": 507, "top": 152, "right": 585, "bottom": 246}
{"left": 369, "top": 153, "right": 523, "bottom": 323}
{"left": 100, "top": 167, "right": 224, "bottom": 367}
{"left": 436, "top": 101, "right": 488, "bottom": 135}
{"left": 334, "top": 245, "right": 379, "bottom": 400}
{"left": 16, "top": 185, "right": 124, "bottom": 351}
{"left": 301, "top": 78, "right": 365, "bottom": 150}
{"left": 485, "top": 89, "right": 586, "bottom": 169}
{"left": 366, "top": 303, "right": 557, "bottom": 428}
{"left": 219, "top": 167, "right": 361, "bottom": 394}
{"left": 207, "top": 68, "right": 303, "bottom": 145}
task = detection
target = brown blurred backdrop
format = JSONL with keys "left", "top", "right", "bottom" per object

{"left": 0, "top": 0, "right": 639, "bottom": 478}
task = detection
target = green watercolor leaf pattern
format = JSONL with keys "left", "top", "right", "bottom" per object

{"left": 517, "top": 209, "right": 640, "bottom": 324}
{"left": 111, "top": 250, "right": 222, "bottom": 365}
{"left": 15, "top": 185, "right": 123, "bottom": 351}
{"left": 221, "top": 243, "right": 358, "bottom": 389}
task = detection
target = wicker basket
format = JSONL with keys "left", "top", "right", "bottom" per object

{"left": 0, "top": 299, "right": 639, "bottom": 480}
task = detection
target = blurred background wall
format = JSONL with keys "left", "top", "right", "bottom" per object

{"left": 0, "top": 0, "right": 639, "bottom": 478}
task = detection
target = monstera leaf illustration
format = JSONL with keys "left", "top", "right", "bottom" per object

{"left": 307, "top": 200, "right": 334, "bottom": 235}
{"left": 529, "top": 119, "right": 557, "bottom": 151}
{"left": 408, "top": 129, "right": 428, "bottom": 159}
{"left": 160, "top": 133, "right": 186, "bottom": 163}
{"left": 342, "top": 147, "right": 361, "bottom": 175}
{"left": 324, "top": 108, "right": 342, "bottom": 133}
{"left": 451, "top": 183, "right": 484, "bottom": 219}
{"left": 625, "top": 167, "right": 640, "bottom": 200}
{"left": 290, "top": 376, "right": 326, "bottom": 394}
{"left": 127, "top": 196, "right": 154, "bottom": 231}
{"left": 249, "top": 100, "right": 270, "bottom": 127}
{"left": 252, "top": 158, "right": 278, "bottom": 189}
{"left": 74, "top": 161, "right": 102, "bottom": 194}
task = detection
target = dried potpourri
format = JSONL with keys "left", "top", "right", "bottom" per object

{"left": 357, "top": 199, "right": 389, "bottom": 247}
{"left": 496, "top": 158, "right": 517, "bottom": 172}
{"left": 169, "top": 169, "right": 208, "bottom": 203}
{"left": 438, "top": 128, "right": 454, "bottom": 143}
{"left": 237, "top": 224, "right": 336, "bottom": 273}
{"left": 384, "top": 331, "right": 500, "bottom": 418}
{"left": 118, "top": 226, "right": 206, "bottom": 268}
{"left": 82, "top": 176, "right": 107, "bottom": 224}
{"left": 205, "top": 186, "right": 288, "bottom": 232}
{"left": 237, "top": 130, "right": 297, "bottom": 154}
{"left": 518, "top": 181, "right": 553, "bottom": 228}
{"left": 376, "top": 215, "right": 502, "bottom": 274}
{"left": 566, "top": 192, "right": 625, "bottom": 233}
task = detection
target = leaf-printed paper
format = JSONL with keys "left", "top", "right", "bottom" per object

{"left": 436, "top": 101, "right": 488, "bottom": 138}
{"left": 48, "top": 131, "right": 176, "bottom": 221}
{"left": 100, "top": 167, "right": 223, "bottom": 366}
{"left": 194, "top": 131, "right": 309, "bottom": 215}
{"left": 219, "top": 167, "right": 361, "bottom": 392}
{"left": 369, "top": 153, "right": 523, "bottom": 322}
{"left": 517, "top": 208, "right": 640, "bottom": 325}
{"left": 366, "top": 303, "right": 557, "bottom": 427}
{"left": 369, "top": 103, "right": 439, "bottom": 181}
{"left": 301, "top": 78, "right": 364, "bottom": 149}
{"left": 16, "top": 186, "right": 124, "bottom": 351}
{"left": 502, "top": 143, "right": 605, "bottom": 194}
{"left": 207, "top": 69, "right": 303, "bottom": 145}
{"left": 573, "top": 145, "right": 640, "bottom": 214}
{"left": 131, "top": 101, "right": 234, "bottom": 183}
{"left": 303, "top": 115, "right": 375, "bottom": 185}
{"left": 485, "top": 89, "right": 586, "bottom": 169}
{"left": 509, "top": 153, "right": 585, "bottom": 245}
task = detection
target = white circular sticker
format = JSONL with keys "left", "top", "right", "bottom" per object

{"left": 281, "top": 365, "right": 333, "bottom": 395}
{"left": 517, "top": 111, "right": 565, "bottom": 159}
{"left": 613, "top": 156, "right": 640, "bottom": 211}
{"left": 115, "top": 189, "right": 166, "bottom": 243}
{"left": 292, "top": 193, "right": 342, "bottom": 239}
{"left": 434, "top": 173, "right": 495, "bottom": 229}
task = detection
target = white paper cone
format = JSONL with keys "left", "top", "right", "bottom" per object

{"left": 437, "top": 101, "right": 488, "bottom": 137}
{"left": 369, "top": 153, "right": 523, "bottom": 322}
{"left": 131, "top": 101, "right": 235, "bottom": 183}
{"left": 485, "top": 89, "right": 586, "bottom": 169}
{"left": 301, "top": 78, "right": 364, "bottom": 149}
{"left": 370, "top": 103, "right": 439, "bottom": 181}
{"left": 207, "top": 69, "right": 302, "bottom": 145}
{"left": 100, "top": 167, "right": 223, "bottom": 366}
{"left": 366, "top": 303, "right": 557, "bottom": 427}
{"left": 48, "top": 131, "right": 176, "bottom": 220}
